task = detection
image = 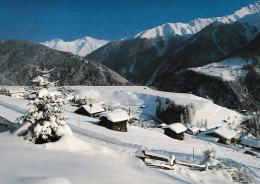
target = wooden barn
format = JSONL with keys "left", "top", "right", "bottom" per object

{"left": 74, "top": 103, "right": 104, "bottom": 117}
{"left": 201, "top": 126, "right": 236, "bottom": 145}
{"left": 164, "top": 123, "right": 187, "bottom": 140}
{"left": 99, "top": 110, "right": 130, "bottom": 132}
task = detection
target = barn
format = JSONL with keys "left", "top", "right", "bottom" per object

{"left": 164, "top": 123, "right": 187, "bottom": 140}
{"left": 99, "top": 109, "right": 130, "bottom": 132}
{"left": 74, "top": 103, "right": 105, "bottom": 117}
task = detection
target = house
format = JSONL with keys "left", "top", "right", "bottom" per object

{"left": 74, "top": 103, "right": 105, "bottom": 117}
{"left": 99, "top": 109, "right": 130, "bottom": 132}
{"left": 201, "top": 126, "right": 237, "bottom": 145}
{"left": 164, "top": 123, "right": 187, "bottom": 140}
{"left": 9, "top": 88, "right": 26, "bottom": 99}
{"left": 241, "top": 136, "right": 260, "bottom": 151}
{"left": 187, "top": 126, "right": 200, "bottom": 135}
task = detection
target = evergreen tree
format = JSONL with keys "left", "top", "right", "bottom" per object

{"left": 17, "top": 69, "right": 72, "bottom": 144}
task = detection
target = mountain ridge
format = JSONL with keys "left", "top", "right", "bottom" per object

{"left": 0, "top": 40, "right": 129, "bottom": 86}
{"left": 42, "top": 36, "right": 109, "bottom": 57}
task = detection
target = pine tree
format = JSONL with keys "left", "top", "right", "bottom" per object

{"left": 17, "top": 69, "right": 72, "bottom": 144}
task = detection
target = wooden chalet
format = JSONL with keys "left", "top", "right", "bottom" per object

{"left": 74, "top": 103, "right": 105, "bottom": 117}
{"left": 164, "top": 123, "right": 187, "bottom": 140}
{"left": 99, "top": 109, "right": 130, "bottom": 132}
{"left": 200, "top": 126, "right": 236, "bottom": 145}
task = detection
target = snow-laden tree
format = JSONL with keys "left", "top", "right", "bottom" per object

{"left": 17, "top": 69, "right": 72, "bottom": 144}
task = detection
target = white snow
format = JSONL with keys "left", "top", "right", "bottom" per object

{"left": 77, "top": 103, "right": 105, "bottom": 114}
{"left": 41, "top": 36, "right": 109, "bottom": 57}
{"left": 166, "top": 123, "right": 187, "bottom": 134}
{"left": 241, "top": 136, "right": 260, "bottom": 148}
{"left": 134, "top": 1, "right": 260, "bottom": 55}
{"left": 203, "top": 126, "right": 237, "bottom": 140}
{"left": 187, "top": 126, "right": 200, "bottom": 133}
{"left": 99, "top": 109, "right": 130, "bottom": 122}
{"left": 0, "top": 133, "right": 175, "bottom": 184}
{"left": 0, "top": 86, "right": 258, "bottom": 183}
{"left": 190, "top": 57, "right": 253, "bottom": 81}
{"left": 8, "top": 88, "right": 26, "bottom": 94}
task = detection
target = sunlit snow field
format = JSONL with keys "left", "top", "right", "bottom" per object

{"left": 0, "top": 86, "right": 259, "bottom": 184}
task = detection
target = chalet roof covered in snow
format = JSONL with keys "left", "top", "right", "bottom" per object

{"left": 241, "top": 137, "right": 260, "bottom": 148}
{"left": 79, "top": 104, "right": 105, "bottom": 114}
{"left": 204, "top": 126, "right": 237, "bottom": 140}
{"left": 99, "top": 109, "right": 130, "bottom": 122}
{"left": 9, "top": 88, "right": 26, "bottom": 94}
{"left": 166, "top": 123, "right": 187, "bottom": 134}
{"left": 188, "top": 126, "right": 200, "bottom": 133}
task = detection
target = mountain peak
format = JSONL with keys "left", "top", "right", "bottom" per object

{"left": 42, "top": 36, "right": 109, "bottom": 57}
{"left": 134, "top": 1, "right": 260, "bottom": 41}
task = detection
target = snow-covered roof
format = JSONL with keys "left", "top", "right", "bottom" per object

{"left": 99, "top": 109, "right": 130, "bottom": 122}
{"left": 241, "top": 137, "right": 260, "bottom": 148}
{"left": 81, "top": 104, "right": 105, "bottom": 114}
{"left": 204, "top": 126, "right": 237, "bottom": 140}
{"left": 166, "top": 123, "right": 187, "bottom": 134}
{"left": 9, "top": 88, "right": 26, "bottom": 94}
{"left": 188, "top": 126, "right": 200, "bottom": 133}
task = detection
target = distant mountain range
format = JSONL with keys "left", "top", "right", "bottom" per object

{"left": 0, "top": 40, "right": 129, "bottom": 86}
{"left": 41, "top": 36, "right": 109, "bottom": 57}
{"left": 2, "top": 2, "right": 260, "bottom": 111}
{"left": 85, "top": 1, "right": 260, "bottom": 110}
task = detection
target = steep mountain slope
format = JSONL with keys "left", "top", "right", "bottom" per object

{"left": 146, "top": 33, "right": 260, "bottom": 111}
{"left": 87, "top": 2, "right": 260, "bottom": 82}
{"left": 85, "top": 2, "right": 260, "bottom": 110}
{"left": 0, "top": 40, "right": 129, "bottom": 86}
{"left": 86, "top": 19, "right": 215, "bottom": 81}
{"left": 42, "top": 36, "right": 109, "bottom": 57}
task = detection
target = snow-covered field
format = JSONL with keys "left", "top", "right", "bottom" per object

{"left": 190, "top": 57, "right": 252, "bottom": 82}
{"left": 0, "top": 86, "right": 259, "bottom": 184}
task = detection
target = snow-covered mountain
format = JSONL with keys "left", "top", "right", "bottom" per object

{"left": 42, "top": 36, "right": 109, "bottom": 57}
{"left": 134, "top": 1, "right": 260, "bottom": 55}
{"left": 86, "top": 1, "right": 260, "bottom": 111}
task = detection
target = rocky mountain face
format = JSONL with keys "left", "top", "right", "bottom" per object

{"left": 86, "top": 2, "right": 260, "bottom": 110}
{"left": 42, "top": 36, "right": 109, "bottom": 57}
{"left": 0, "top": 40, "right": 130, "bottom": 86}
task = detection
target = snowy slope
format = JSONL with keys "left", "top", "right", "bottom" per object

{"left": 42, "top": 36, "right": 109, "bottom": 56}
{"left": 190, "top": 57, "right": 253, "bottom": 82}
{"left": 71, "top": 86, "right": 247, "bottom": 129}
{"left": 0, "top": 87, "right": 259, "bottom": 183}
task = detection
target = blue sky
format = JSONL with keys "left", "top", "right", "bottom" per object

{"left": 0, "top": 0, "right": 258, "bottom": 43}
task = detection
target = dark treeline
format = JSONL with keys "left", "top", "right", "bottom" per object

{"left": 156, "top": 97, "right": 195, "bottom": 124}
